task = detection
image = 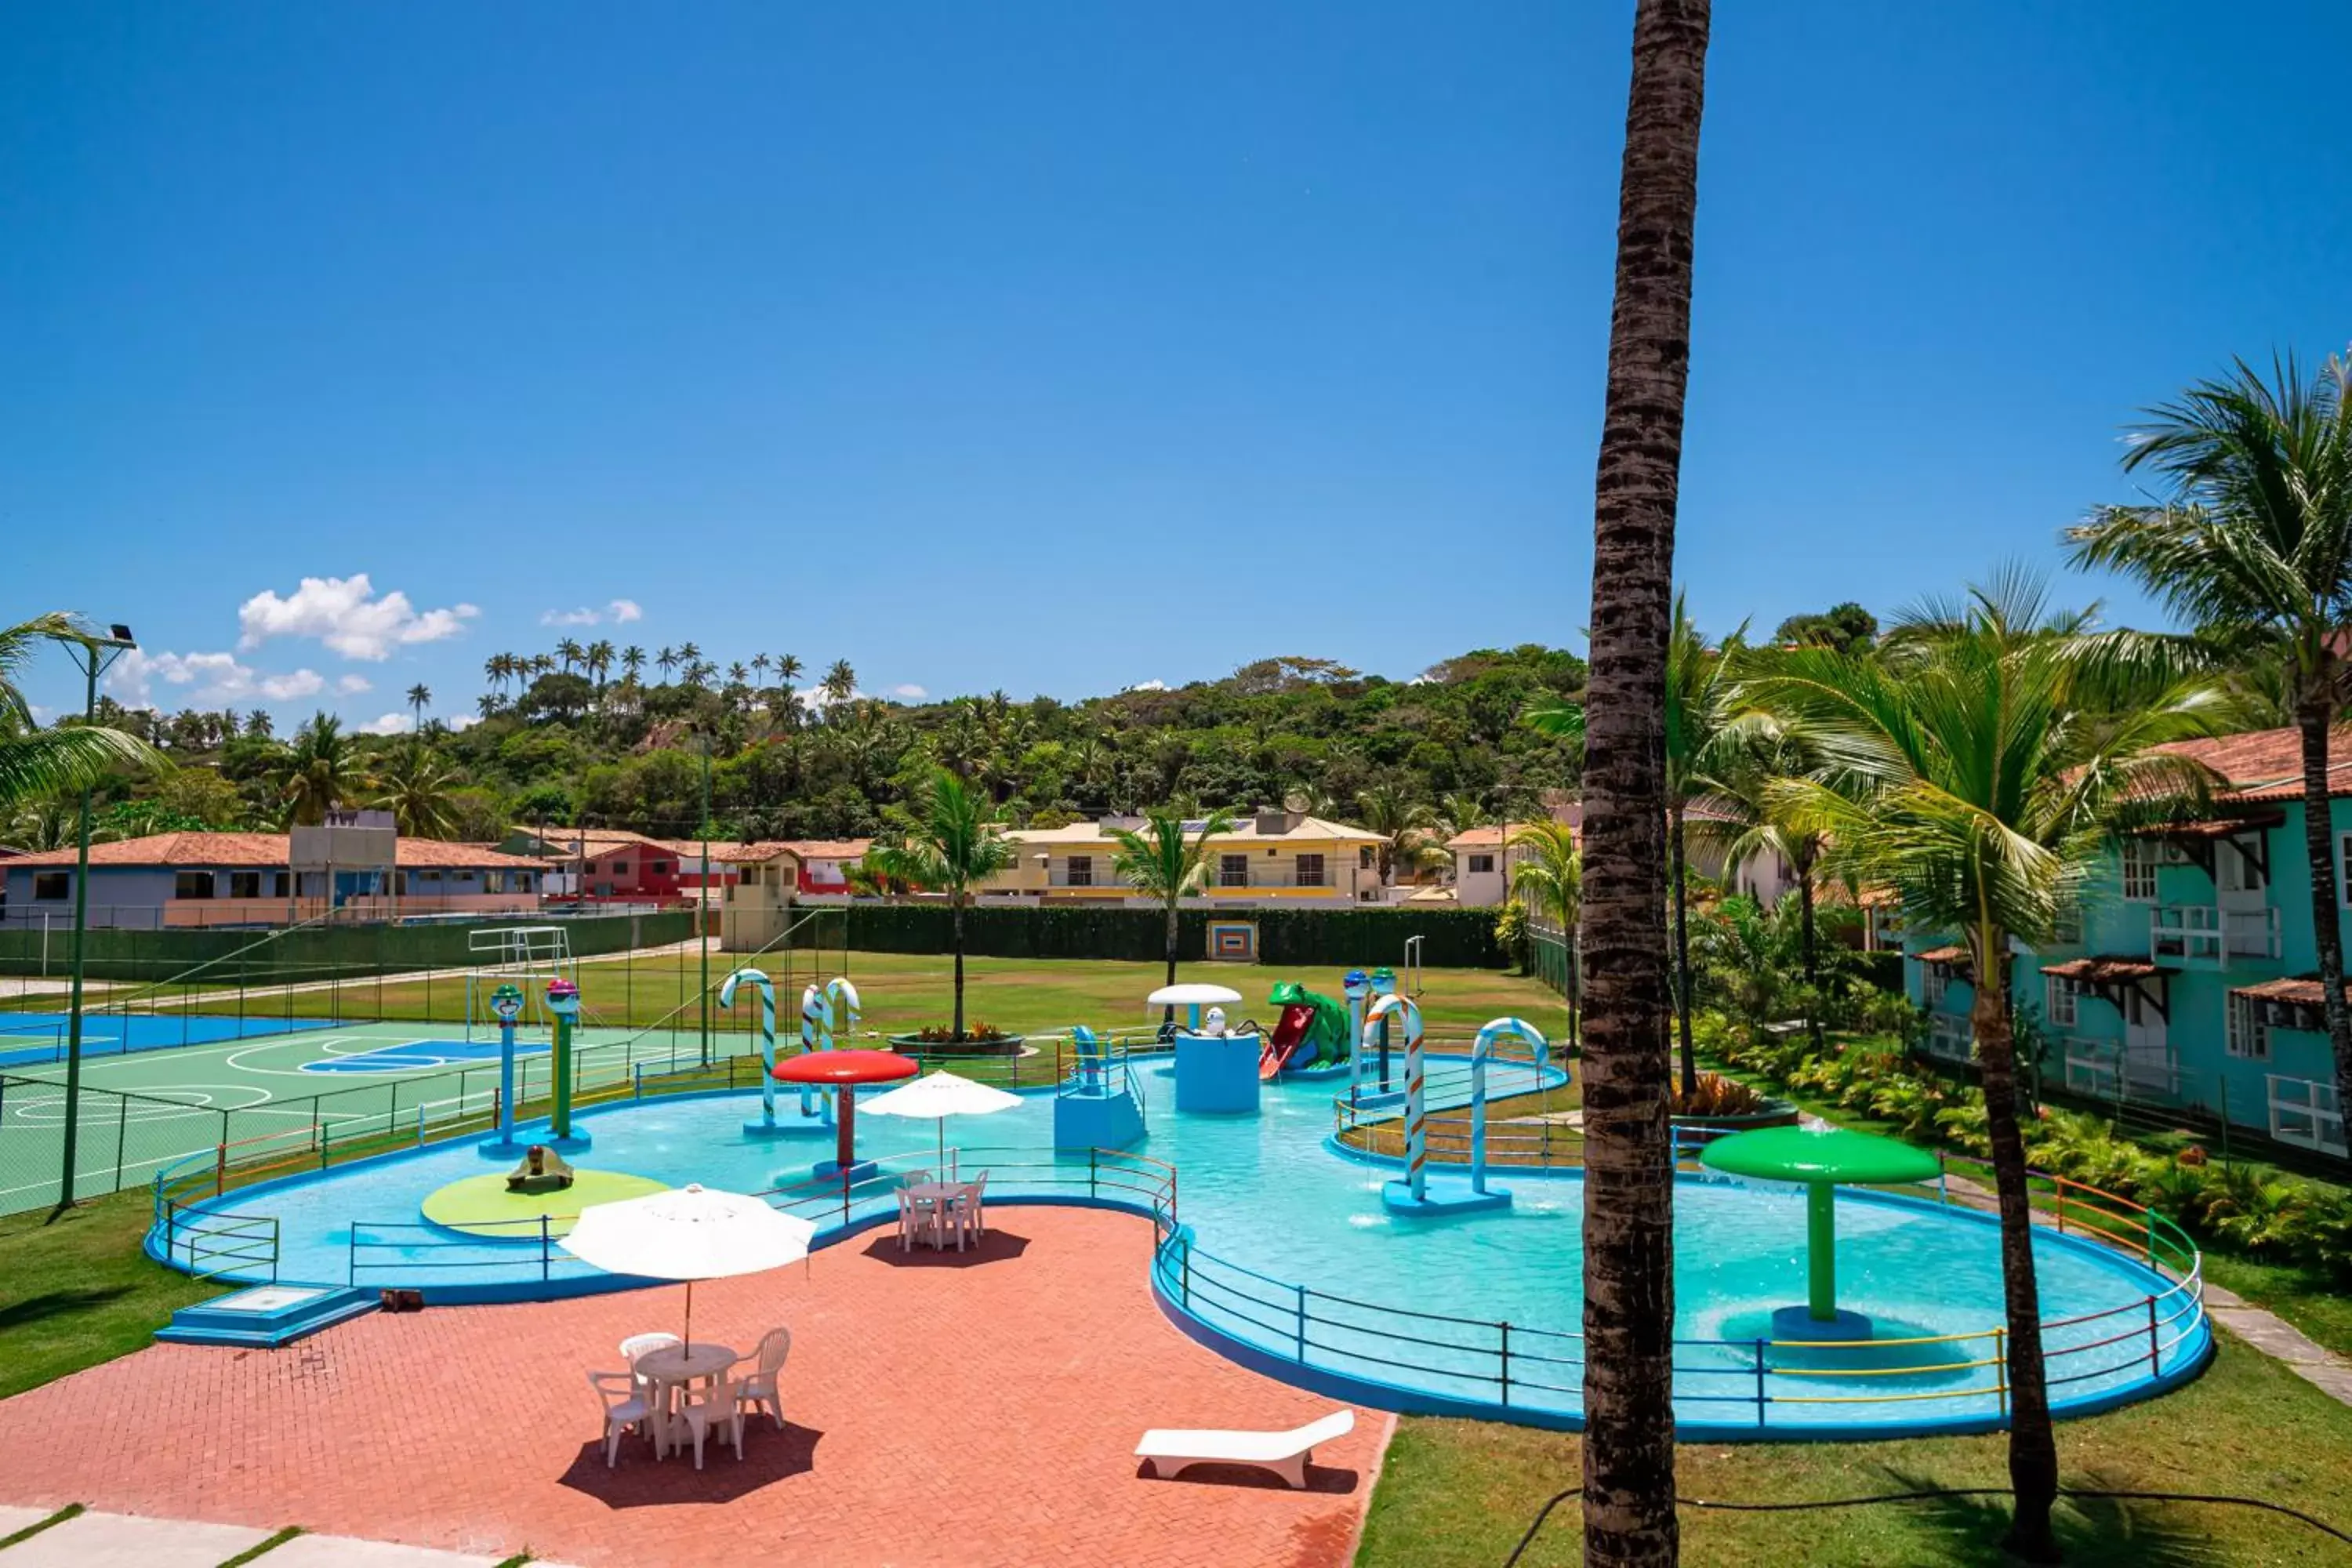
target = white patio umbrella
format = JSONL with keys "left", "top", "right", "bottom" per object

{"left": 561, "top": 1183, "right": 817, "bottom": 1350}
{"left": 857, "top": 1068, "right": 1022, "bottom": 1168}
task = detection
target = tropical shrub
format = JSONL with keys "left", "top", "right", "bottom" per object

{"left": 1672, "top": 1072, "right": 1771, "bottom": 1119}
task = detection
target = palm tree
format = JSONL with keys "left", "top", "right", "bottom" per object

{"left": 555, "top": 637, "right": 585, "bottom": 674}
{"left": 2066, "top": 351, "right": 2352, "bottom": 1127}
{"left": 1748, "top": 573, "right": 2225, "bottom": 1563}
{"left": 1109, "top": 807, "right": 1239, "bottom": 998}
{"left": 750, "top": 652, "right": 771, "bottom": 684}
{"left": 1352, "top": 781, "right": 1445, "bottom": 883}
{"left": 1508, "top": 818, "right": 1582, "bottom": 1047}
{"left": 405, "top": 684, "right": 431, "bottom": 733}
{"left": 1575, "top": 1, "right": 1712, "bottom": 1559}
{"left": 865, "top": 768, "right": 1014, "bottom": 1040}
{"left": 822, "top": 659, "right": 857, "bottom": 710}
{"left": 373, "top": 744, "right": 460, "bottom": 837}
{"left": 1689, "top": 706, "right": 1833, "bottom": 1051}
{"left": 655, "top": 646, "right": 679, "bottom": 683}
{"left": 245, "top": 709, "right": 274, "bottom": 739}
{"left": 586, "top": 639, "right": 615, "bottom": 694}
{"left": 273, "top": 712, "right": 372, "bottom": 826}
{"left": 621, "top": 644, "right": 647, "bottom": 683}
{"left": 0, "top": 614, "right": 162, "bottom": 805}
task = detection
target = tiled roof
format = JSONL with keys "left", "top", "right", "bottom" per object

{"left": 510, "top": 826, "right": 670, "bottom": 853}
{"left": 2228, "top": 975, "right": 2352, "bottom": 1005}
{"left": 2127, "top": 811, "right": 2285, "bottom": 840}
{"left": 2154, "top": 727, "right": 2352, "bottom": 802}
{"left": 4, "top": 832, "right": 289, "bottom": 869}
{"left": 1914, "top": 945, "right": 1971, "bottom": 966}
{"left": 726, "top": 839, "right": 873, "bottom": 864}
{"left": 2039, "top": 955, "right": 2169, "bottom": 983}
{"left": 5, "top": 832, "right": 543, "bottom": 870}
{"left": 1004, "top": 815, "right": 1388, "bottom": 846}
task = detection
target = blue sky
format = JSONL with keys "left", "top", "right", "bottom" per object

{"left": 6, "top": 2, "right": 2348, "bottom": 730}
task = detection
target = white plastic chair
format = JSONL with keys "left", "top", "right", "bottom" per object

{"left": 678, "top": 1375, "right": 745, "bottom": 1468}
{"left": 963, "top": 1171, "right": 989, "bottom": 1239}
{"left": 735, "top": 1327, "right": 791, "bottom": 1429}
{"left": 588, "top": 1370, "right": 653, "bottom": 1468}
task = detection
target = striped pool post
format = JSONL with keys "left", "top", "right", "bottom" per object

{"left": 1371, "top": 994, "right": 1427, "bottom": 1201}
{"left": 720, "top": 968, "right": 778, "bottom": 1127}
{"left": 799, "top": 984, "right": 829, "bottom": 1120}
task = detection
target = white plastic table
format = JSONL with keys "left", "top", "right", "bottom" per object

{"left": 634, "top": 1340, "right": 738, "bottom": 1454}
{"left": 905, "top": 1182, "right": 978, "bottom": 1250}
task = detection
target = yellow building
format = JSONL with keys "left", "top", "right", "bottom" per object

{"left": 719, "top": 838, "right": 869, "bottom": 951}
{"left": 979, "top": 810, "right": 1388, "bottom": 906}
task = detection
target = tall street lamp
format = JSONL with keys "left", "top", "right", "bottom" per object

{"left": 46, "top": 622, "right": 136, "bottom": 1213}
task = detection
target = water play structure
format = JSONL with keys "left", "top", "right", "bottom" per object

{"left": 479, "top": 982, "right": 528, "bottom": 1158}
{"left": 771, "top": 1047, "right": 920, "bottom": 1181}
{"left": 1158, "top": 983, "right": 1259, "bottom": 1115}
{"left": 543, "top": 977, "right": 588, "bottom": 1151}
{"left": 1699, "top": 1123, "right": 1943, "bottom": 1339}
{"left": 1259, "top": 981, "right": 1348, "bottom": 1079}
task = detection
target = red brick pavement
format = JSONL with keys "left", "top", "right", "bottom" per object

{"left": 0, "top": 1207, "right": 1389, "bottom": 1567}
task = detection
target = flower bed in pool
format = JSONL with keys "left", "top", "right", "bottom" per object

{"left": 151, "top": 1061, "right": 2209, "bottom": 1439}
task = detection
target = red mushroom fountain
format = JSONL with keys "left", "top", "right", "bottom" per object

{"left": 772, "top": 1048, "right": 920, "bottom": 1180}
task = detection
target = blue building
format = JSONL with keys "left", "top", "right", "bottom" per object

{"left": 1905, "top": 726, "right": 2346, "bottom": 1160}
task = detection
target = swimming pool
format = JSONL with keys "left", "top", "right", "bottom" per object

{"left": 152, "top": 1058, "right": 2209, "bottom": 1439}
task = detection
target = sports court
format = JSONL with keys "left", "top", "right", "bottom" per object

{"left": 0, "top": 1015, "right": 674, "bottom": 1215}
{"left": 0, "top": 1010, "right": 328, "bottom": 1070}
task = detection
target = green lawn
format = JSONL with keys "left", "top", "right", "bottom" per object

{"left": 1360, "top": 1330, "right": 2352, "bottom": 1566}
{"left": 0, "top": 1189, "right": 220, "bottom": 1400}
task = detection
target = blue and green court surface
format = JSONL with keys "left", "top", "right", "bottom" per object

{"left": 0, "top": 1016, "right": 653, "bottom": 1214}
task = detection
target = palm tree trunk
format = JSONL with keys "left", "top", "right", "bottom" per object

{"left": 1163, "top": 899, "right": 1181, "bottom": 1018}
{"left": 2296, "top": 699, "right": 2352, "bottom": 1134}
{"left": 951, "top": 895, "right": 967, "bottom": 1042}
{"left": 1798, "top": 860, "right": 1823, "bottom": 1052}
{"left": 1970, "top": 935, "right": 2061, "bottom": 1563}
{"left": 1671, "top": 804, "right": 1695, "bottom": 1098}
{"left": 1579, "top": 2, "right": 1710, "bottom": 1561}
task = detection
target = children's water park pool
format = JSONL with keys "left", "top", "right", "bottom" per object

{"left": 151, "top": 989, "right": 2210, "bottom": 1441}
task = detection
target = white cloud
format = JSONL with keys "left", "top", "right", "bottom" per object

{"left": 1124, "top": 678, "right": 1169, "bottom": 692}
{"left": 539, "top": 598, "right": 644, "bottom": 628}
{"left": 260, "top": 670, "right": 325, "bottom": 700}
{"left": 336, "top": 673, "right": 372, "bottom": 694}
{"left": 239, "top": 574, "right": 479, "bottom": 661}
{"left": 109, "top": 648, "right": 327, "bottom": 707}
{"left": 359, "top": 712, "right": 414, "bottom": 735}
{"left": 890, "top": 684, "right": 927, "bottom": 699}
{"left": 447, "top": 713, "right": 481, "bottom": 732}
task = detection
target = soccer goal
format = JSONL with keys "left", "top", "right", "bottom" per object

{"left": 462, "top": 926, "right": 578, "bottom": 1039}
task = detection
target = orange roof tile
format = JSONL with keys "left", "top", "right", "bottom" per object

{"left": 2154, "top": 727, "right": 2352, "bottom": 801}
{"left": 5, "top": 832, "right": 543, "bottom": 871}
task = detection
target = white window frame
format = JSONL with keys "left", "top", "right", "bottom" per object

{"left": 1065, "top": 855, "right": 1094, "bottom": 887}
{"left": 2045, "top": 975, "right": 2078, "bottom": 1029}
{"left": 1922, "top": 962, "right": 1949, "bottom": 1009}
{"left": 2227, "top": 991, "right": 2271, "bottom": 1061}
{"left": 2339, "top": 833, "right": 2352, "bottom": 909}
{"left": 1295, "top": 854, "right": 1327, "bottom": 888}
{"left": 1218, "top": 853, "right": 1249, "bottom": 888}
{"left": 1467, "top": 853, "right": 1496, "bottom": 875}
{"left": 2120, "top": 838, "right": 2159, "bottom": 903}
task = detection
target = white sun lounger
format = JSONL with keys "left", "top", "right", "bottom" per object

{"left": 1134, "top": 1409, "right": 1354, "bottom": 1489}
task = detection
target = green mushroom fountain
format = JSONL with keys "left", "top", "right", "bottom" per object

{"left": 1700, "top": 1123, "right": 1941, "bottom": 1340}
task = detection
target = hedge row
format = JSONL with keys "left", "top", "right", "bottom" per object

{"left": 817, "top": 903, "right": 1507, "bottom": 969}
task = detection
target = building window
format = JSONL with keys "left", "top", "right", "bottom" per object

{"left": 173, "top": 871, "right": 215, "bottom": 900}
{"left": 1468, "top": 853, "right": 1496, "bottom": 875}
{"left": 1065, "top": 855, "right": 1094, "bottom": 887}
{"left": 2045, "top": 975, "right": 2078, "bottom": 1029}
{"left": 33, "top": 872, "right": 67, "bottom": 900}
{"left": 272, "top": 872, "right": 291, "bottom": 897}
{"left": 2227, "top": 992, "right": 2270, "bottom": 1061}
{"left": 1359, "top": 846, "right": 1375, "bottom": 869}
{"left": 1296, "top": 854, "right": 1326, "bottom": 887}
{"left": 612, "top": 860, "right": 630, "bottom": 877}
{"left": 650, "top": 860, "right": 670, "bottom": 875}
{"left": 2120, "top": 839, "right": 2159, "bottom": 902}
{"left": 1219, "top": 854, "right": 1248, "bottom": 888}
{"left": 1922, "top": 962, "right": 1949, "bottom": 1009}
{"left": 229, "top": 871, "right": 262, "bottom": 899}
{"left": 393, "top": 872, "right": 408, "bottom": 895}
{"left": 2340, "top": 833, "right": 2352, "bottom": 907}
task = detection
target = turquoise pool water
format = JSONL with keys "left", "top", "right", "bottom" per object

{"left": 161, "top": 1056, "right": 2208, "bottom": 1436}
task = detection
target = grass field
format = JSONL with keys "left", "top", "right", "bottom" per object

{"left": 1360, "top": 1330, "right": 2352, "bottom": 1566}
{"left": 233, "top": 947, "right": 1573, "bottom": 1040}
